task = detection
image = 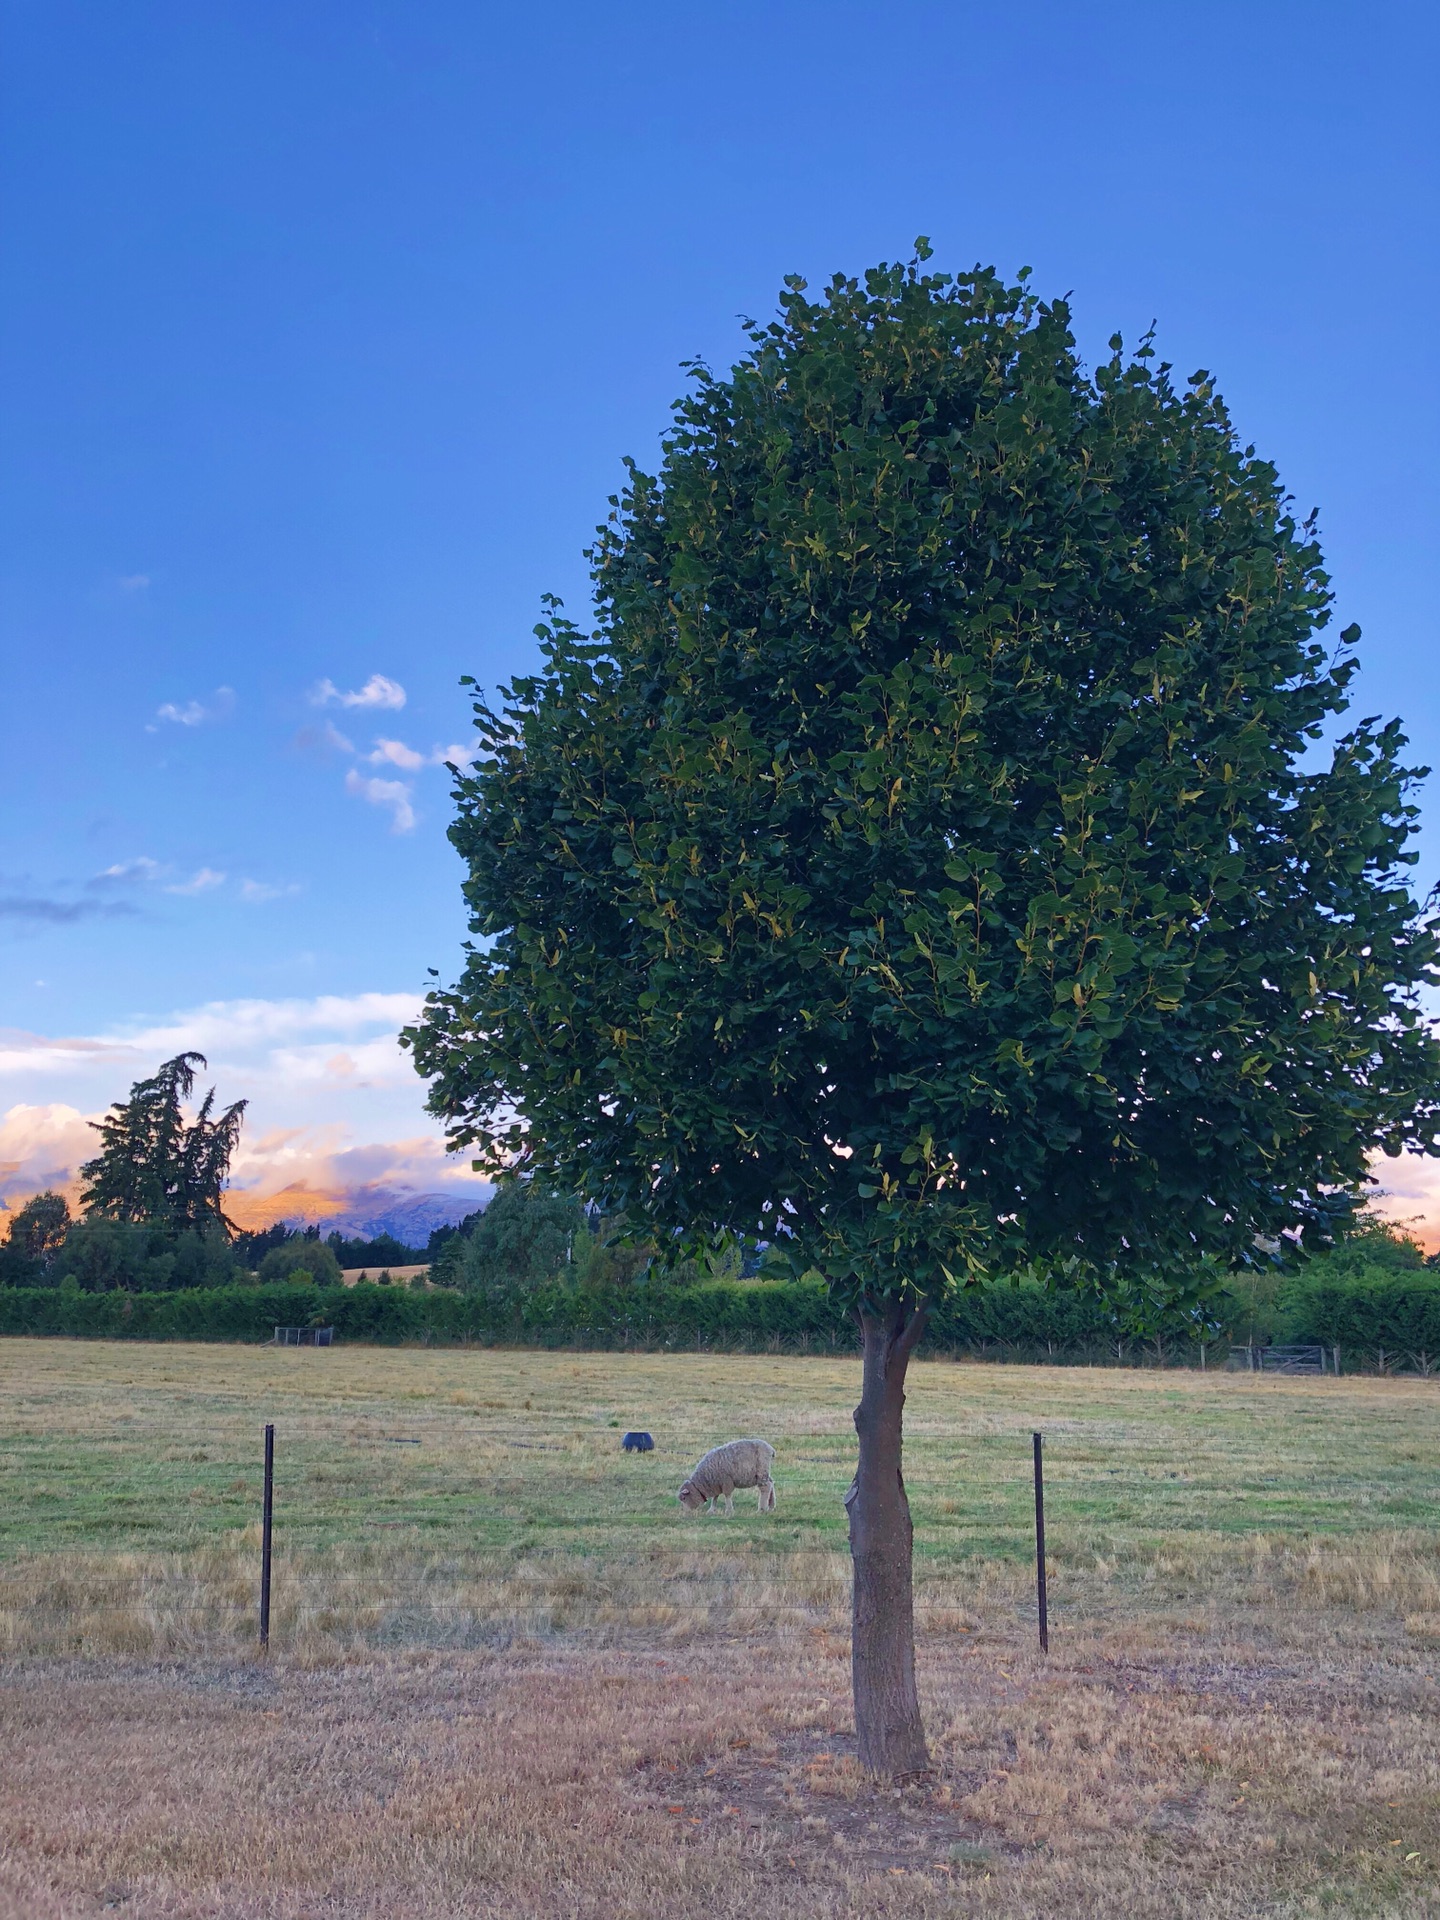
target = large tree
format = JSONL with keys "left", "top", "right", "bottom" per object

{"left": 406, "top": 250, "right": 1440, "bottom": 1775}
{"left": 80, "top": 1052, "right": 246, "bottom": 1234}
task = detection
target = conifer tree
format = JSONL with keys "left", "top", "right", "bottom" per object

{"left": 80, "top": 1052, "right": 246, "bottom": 1233}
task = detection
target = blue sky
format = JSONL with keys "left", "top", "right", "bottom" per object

{"left": 2, "top": 0, "right": 1437, "bottom": 1219}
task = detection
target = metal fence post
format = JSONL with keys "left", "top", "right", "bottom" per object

{"left": 1032, "top": 1430, "right": 1049, "bottom": 1654}
{"left": 260, "top": 1423, "right": 274, "bottom": 1649}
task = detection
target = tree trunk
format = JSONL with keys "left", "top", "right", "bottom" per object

{"left": 846, "top": 1296, "right": 930, "bottom": 1778}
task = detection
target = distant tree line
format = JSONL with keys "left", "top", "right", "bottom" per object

{"left": 0, "top": 1054, "right": 438, "bottom": 1293}
{"left": 3, "top": 1058, "right": 1436, "bottom": 1365}
{"left": 6, "top": 1213, "right": 1440, "bottom": 1372}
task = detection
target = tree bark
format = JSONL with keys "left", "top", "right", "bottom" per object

{"left": 846, "top": 1295, "right": 930, "bottom": 1778}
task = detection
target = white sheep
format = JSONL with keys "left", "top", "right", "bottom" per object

{"left": 677, "top": 1438, "right": 776, "bottom": 1515}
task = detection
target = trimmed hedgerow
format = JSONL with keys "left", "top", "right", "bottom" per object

{"left": 1282, "top": 1271, "right": 1440, "bottom": 1374}
{"left": 0, "top": 1275, "right": 1127, "bottom": 1358}
{"left": 5, "top": 1271, "right": 1437, "bottom": 1370}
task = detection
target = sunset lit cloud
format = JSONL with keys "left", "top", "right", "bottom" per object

{"left": 0, "top": 991, "right": 487, "bottom": 1230}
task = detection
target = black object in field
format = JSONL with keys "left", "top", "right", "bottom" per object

{"left": 622, "top": 1431, "right": 655, "bottom": 1452}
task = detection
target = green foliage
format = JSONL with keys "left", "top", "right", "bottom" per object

{"left": 1282, "top": 1270, "right": 1440, "bottom": 1371}
{"left": 0, "top": 1274, "right": 1115, "bottom": 1353}
{"left": 0, "top": 1191, "right": 73, "bottom": 1286}
{"left": 455, "top": 1183, "right": 586, "bottom": 1299}
{"left": 6, "top": 1191, "right": 71, "bottom": 1262}
{"left": 44, "top": 1219, "right": 245, "bottom": 1293}
{"left": 80, "top": 1052, "right": 246, "bottom": 1234}
{"left": 1223, "top": 1264, "right": 1289, "bottom": 1347}
{"left": 1301, "top": 1214, "right": 1426, "bottom": 1280}
{"left": 233, "top": 1221, "right": 307, "bottom": 1266}
{"left": 0, "top": 1239, "right": 37, "bottom": 1287}
{"left": 7, "top": 1260, "right": 1440, "bottom": 1370}
{"left": 1262, "top": 1215, "right": 1439, "bottom": 1368}
{"left": 406, "top": 250, "right": 1440, "bottom": 1315}
{"left": 325, "top": 1230, "right": 425, "bottom": 1267}
{"left": 257, "top": 1240, "right": 342, "bottom": 1286}
{"left": 424, "top": 1212, "right": 480, "bottom": 1288}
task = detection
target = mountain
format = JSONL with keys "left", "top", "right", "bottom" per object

{"left": 225, "top": 1181, "right": 488, "bottom": 1247}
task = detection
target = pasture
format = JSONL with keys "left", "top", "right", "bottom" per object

{"left": 2, "top": 1338, "right": 1439, "bottom": 1918}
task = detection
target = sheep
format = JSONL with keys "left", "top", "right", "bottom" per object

{"left": 622, "top": 1431, "right": 654, "bottom": 1452}
{"left": 677, "top": 1438, "right": 776, "bottom": 1516}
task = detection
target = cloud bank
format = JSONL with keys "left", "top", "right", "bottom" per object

{"left": 0, "top": 991, "right": 487, "bottom": 1226}
{"left": 8, "top": 988, "right": 1434, "bottom": 1249}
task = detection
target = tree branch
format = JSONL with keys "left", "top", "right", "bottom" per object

{"left": 892, "top": 1296, "right": 930, "bottom": 1366}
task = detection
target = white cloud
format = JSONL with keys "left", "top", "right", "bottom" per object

{"left": 0, "top": 1031, "right": 131, "bottom": 1076}
{"left": 436, "top": 742, "right": 477, "bottom": 770}
{"left": 368, "top": 737, "right": 475, "bottom": 773}
{"left": 0, "top": 1103, "right": 97, "bottom": 1207}
{"left": 118, "top": 991, "right": 423, "bottom": 1058}
{"left": 153, "top": 686, "right": 235, "bottom": 729}
{"left": 311, "top": 674, "right": 406, "bottom": 712}
{"left": 164, "top": 867, "right": 227, "bottom": 896}
{"left": 0, "top": 992, "right": 423, "bottom": 1110}
{"left": 91, "top": 857, "right": 163, "bottom": 889}
{"left": 368, "top": 737, "right": 427, "bottom": 771}
{"left": 117, "top": 574, "right": 151, "bottom": 594}
{"left": 0, "top": 990, "right": 488, "bottom": 1223}
{"left": 346, "top": 769, "right": 416, "bottom": 833}
{"left": 90, "top": 858, "right": 233, "bottom": 901}
{"left": 238, "top": 879, "right": 301, "bottom": 904}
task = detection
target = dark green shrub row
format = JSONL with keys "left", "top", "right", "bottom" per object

{"left": 0, "top": 1275, "right": 1138, "bottom": 1357}
{"left": 4, "top": 1271, "right": 1438, "bottom": 1370}
{"left": 1283, "top": 1272, "right": 1440, "bottom": 1373}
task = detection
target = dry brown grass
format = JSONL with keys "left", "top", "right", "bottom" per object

{"left": 2, "top": 1340, "right": 1440, "bottom": 1916}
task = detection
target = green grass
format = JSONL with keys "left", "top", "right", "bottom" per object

{"left": 5, "top": 1339, "right": 1440, "bottom": 1920}
{"left": 3, "top": 1338, "right": 1440, "bottom": 1656}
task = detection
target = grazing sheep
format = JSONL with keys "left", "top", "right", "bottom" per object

{"left": 622, "top": 1431, "right": 654, "bottom": 1452}
{"left": 677, "top": 1438, "right": 776, "bottom": 1515}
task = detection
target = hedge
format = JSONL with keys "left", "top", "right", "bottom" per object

{"left": 1283, "top": 1273, "right": 1440, "bottom": 1374}
{"left": 6, "top": 1273, "right": 1437, "bottom": 1370}
{"left": 0, "top": 1275, "right": 1135, "bottom": 1359}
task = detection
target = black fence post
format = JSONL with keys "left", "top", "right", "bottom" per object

{"left": 260, "top": 1422, "right": 274, "bottom": 1650}
{"left": 1032, "top": 1430, "right": 1049, "bottom": 1654}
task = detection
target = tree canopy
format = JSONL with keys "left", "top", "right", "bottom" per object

{"left": 80, "top": 1052, "right": 247, "bottom": 1235}
{"left": 5, "top": 1191, "right": 70, "bottom": 1263}
{"left": 407, "top": 249, "right": 1440, "bottom": 1309}
{"left": 450, "top": 1183, "right": 585, "bottom": 1299}
{"left": 257, "top": 1239, "right": 343, "bottom": 1286}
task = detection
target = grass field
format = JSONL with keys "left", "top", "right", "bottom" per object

{"left": 3, "top": 1338, "right": 1440, "bottom": 1917}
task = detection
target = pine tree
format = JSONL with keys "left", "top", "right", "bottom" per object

{"left": 80, "top": 1052, "right": 247, "bottom": 1233}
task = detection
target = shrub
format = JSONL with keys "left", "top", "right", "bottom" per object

{"left": 326, "top": 1230, "right": 425, "bottom": 1268}
{"left": 1282, "top": 1270, "right": 1440, "bottom": 1373}
{"left": 257, "top": 1241, "right": 342, "bottom": 1286}
{"left": 457, "top": 1185, "right": 585, "bottom": 1298}
{"left": 0, "top": 1273, "right": 1125, "bottom": 1355}
{"left": 46, "top": 1220, "right": 244, "bottom": 1292}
